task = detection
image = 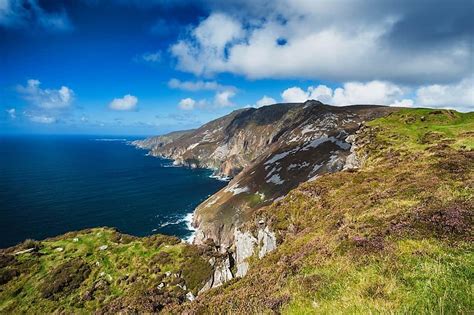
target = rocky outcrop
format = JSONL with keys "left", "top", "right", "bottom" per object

{"left": 257, "top": 226, "right": 277, "bottom": 259}
{"left": 233, "top": 224, "right": 277, "bottom": 279}
{"left": 210, "top": 256, "right": 233, "bottom": 288}
{"left": 342, "top": 134, "right": 361, "bottom": 171}
{"left": 234, "top": 229, "right": 257, "bottom": 277}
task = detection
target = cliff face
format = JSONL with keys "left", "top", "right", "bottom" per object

{"left": 132, "top": 129, "right": 194, "bottom": 150}
{"left": 134, "top": 101, "right": 397, "bottom": 289}
{"left": 137, "top": 101, "right": 394, "bottom": 250}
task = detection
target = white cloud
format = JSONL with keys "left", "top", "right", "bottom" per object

{"left": 171, "top": 7, "right": 471, "bottom": 84}
{"left": 109, "top": 94, "right": 138, "bottom": 111}
{"left": 168, "top": 78, "right": 223, "bottom": 91}
{"left": 332, "top": 81, "right": 406, "bottom": 106}
{"left": 281, "top": 87, "right": 310, "bottom": 103}
{"left": 281, "top": 81, "right": 408, "bottom": 106}
{"left": 255, "top": 95, "right": 276, "bottom": 107}
{"left": 214, "top": 90, "right": 235, "bottom": 107}
{"left": 308, "top": 85, "right": 336, "bottom": 104}
{"left": 281, "top": 81, "right": 411, "bottom": 107}
{"left": 17, "top": 79, "right": 74, "bottom": 109}
{"left": 136, "top": 51, "right": 161, "bottom": 63}
{"left": 6, "top": 108, "right": 16, "bottom": 119}
{"left": 279, "top": 78, "right": 473, "bottom": 112}
{"left": 177, "top": 88, "right": 236, "bottom": 110}
{"left": 178, "top": 98, "right": 196, "bottom": 110}
{"left": 415, "top": 77, "right": 474, "bottom": 112}
{"left": 171, "top": 13, "right": 245, "bottom": 76}
{"left": 390, "top": 99, "right": 414, "bottom": 108}
{"left": 28, "top": 114, "right": 57, "bottom": 124}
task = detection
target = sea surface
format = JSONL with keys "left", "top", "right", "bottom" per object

{"left": 0, "top": 135, "right": 227, "bottom": 248}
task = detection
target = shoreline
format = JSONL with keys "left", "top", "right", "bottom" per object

{"left": 130, "top": 141, "right": 232, "bottom": 244}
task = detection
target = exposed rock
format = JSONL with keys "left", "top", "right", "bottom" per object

{"left": 186, "top": 291, "right": 196, "bottom": 301}
{"left": 257, "top": 227, "right": 277, "bottom": 259}
{"left": 234, "top": 229, "right": 257, "bottom": 277}
{"left": 13, "top": 248, "right": 35, "bottom": 255}
{"left": 343, "top": 134, "right": 361, "bottom": 171}
{"left": 211, "top": 256, "right": 233, "bottom": 288}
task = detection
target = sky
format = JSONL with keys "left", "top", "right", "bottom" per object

{"left": 1, "top": 0, "right": 473, "bottom": 135}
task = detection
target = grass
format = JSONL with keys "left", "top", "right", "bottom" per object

{"left": 169, "top": 108, "right": 473, "bottom": 314}
{"left": 0, "top": 228, "right": 213, "bottom": 313}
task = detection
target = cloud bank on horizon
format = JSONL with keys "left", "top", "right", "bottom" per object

{"left": 1, "top": 0, "right": 473, "bottom": 134}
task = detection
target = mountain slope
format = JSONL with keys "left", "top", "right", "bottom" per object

{"left": 167, "top": 108, "right": 473, "bottom": 313}
{"left": 136, "top": 101, "right": 395, "bottom": 249}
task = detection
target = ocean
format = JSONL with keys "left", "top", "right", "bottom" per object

{"left": 0, "top": 135, "right": 226, "bottom": 248}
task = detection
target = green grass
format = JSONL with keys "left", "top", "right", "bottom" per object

{"left": 0, "top": 228, "right": 213, "bottom": 313}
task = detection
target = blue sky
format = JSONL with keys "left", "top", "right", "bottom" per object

{"left": 1, "top": 0, "right": 473, "bottom": 135}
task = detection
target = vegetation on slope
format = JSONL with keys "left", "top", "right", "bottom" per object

{"left": 171, "top": 108, "right": 473, "bottom": 314}
{"left": 0, "top": 228, "right": 213, "bottom": 313}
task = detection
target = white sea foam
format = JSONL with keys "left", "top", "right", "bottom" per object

{"left": 184, "top": 212, "right": 196, "bottom": 243}
{"left": 154, "top": 212, "right": 196, "bottom": 243}
{"left": 209, "top": 174, "right": 231, "bottom": 181}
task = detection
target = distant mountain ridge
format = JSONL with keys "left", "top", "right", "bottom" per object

{"left": 132, "top": 129, "right": 194, "bottom": 150}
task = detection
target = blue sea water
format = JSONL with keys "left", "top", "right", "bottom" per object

{"left": 0, "top": 135, "right": 226, "bottom": 248}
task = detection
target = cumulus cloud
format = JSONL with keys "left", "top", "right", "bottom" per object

{"left": 178, "top": 88, "right": 237, "bottom": 110}
{"left": 415, "top": 77, "right": 474, "bottom": 112}
{"left": 17, "top": 79, "right": 74, "bottom": 109}
{"left": 171, "top": 12, "right": 244, "bottom": 76}
{"left": 109, "top": 94, "right": 138, "bottom": 111}
{"left": 178, "top": 98, "right": 196, "bottom": 110}
{"left": 282, "top": 81, "right": 411, "bottom": 107}
{"left": 332, "top": 81, "right": 407, "bottom": 106}
{"left": 214, "top": 90, "right": 235, "bottom": 107}
{"left": 390, "top": 99, "right": 414, "bottom": 108}
{"left": 0, "top": 0, "right": 72, "bottom": 32}
{"left": 255, "top": 95, "right": 276, "bottom": 107}
{"left": 171, "top": 1, "right": 472, "bottom": 84}
{"left": 280, "top": 78, "right": 473, "bottom": 111}
{"left": 281, "top": 87, "right": 312, "bottom": 103}
{"left": 6, "top": 108, "right": 16, "bottom": 119}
